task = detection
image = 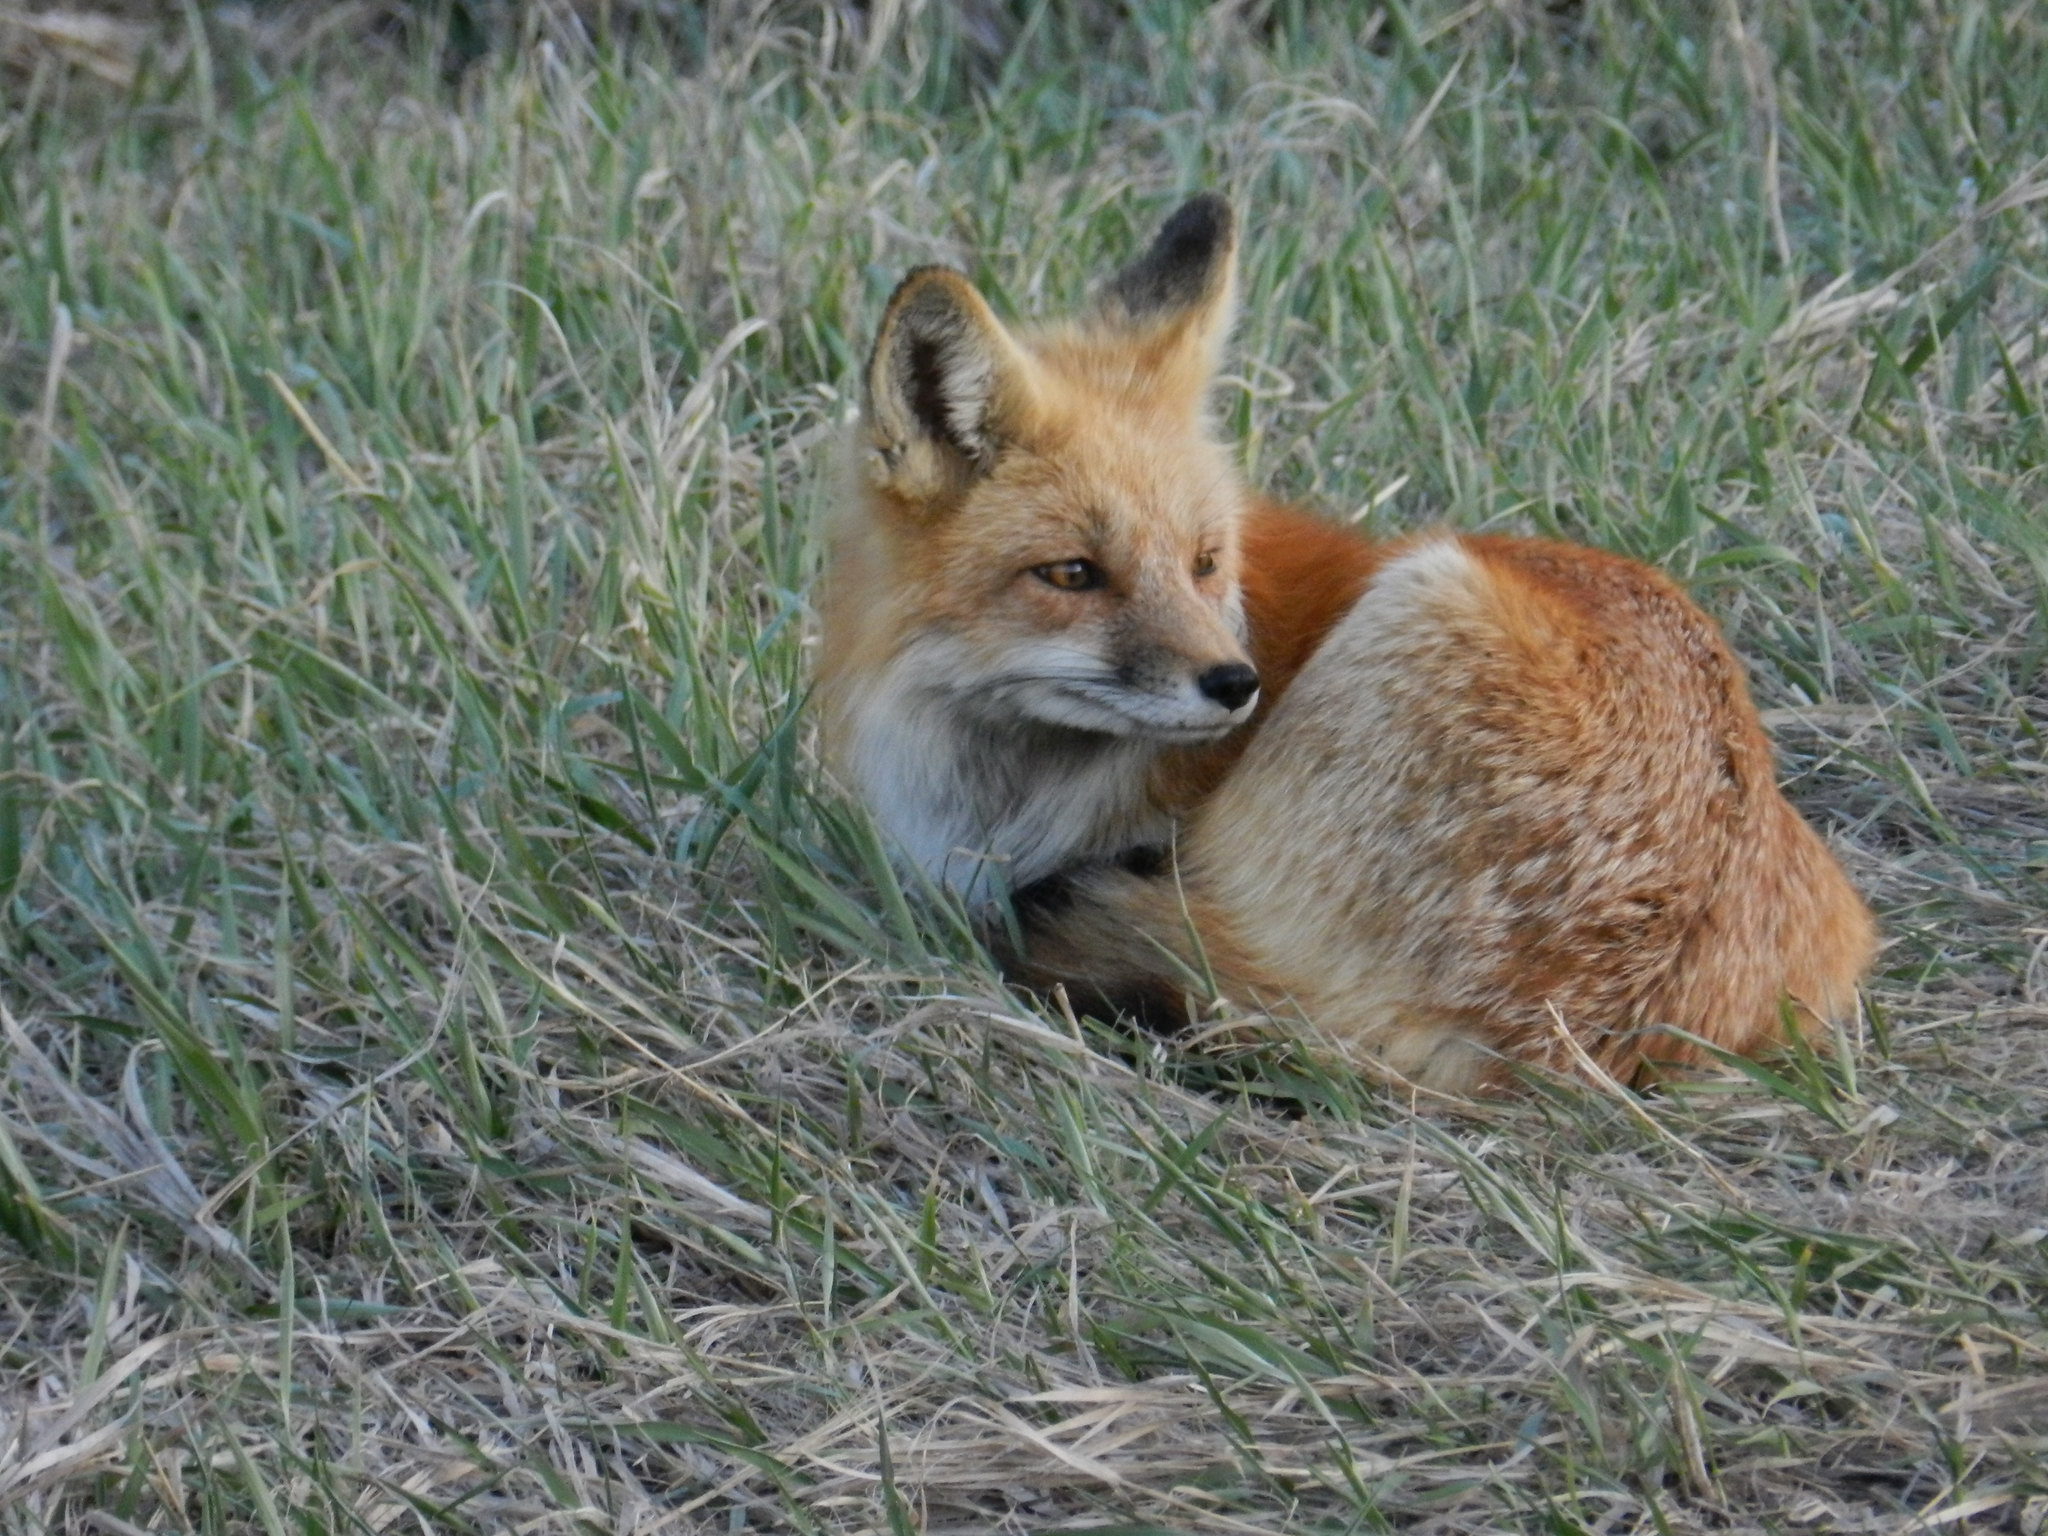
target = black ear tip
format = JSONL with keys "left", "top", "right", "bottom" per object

{"left": 1158, "top": 193, "right": 1234, "bottom": 252}
{"left": 1104, "top": 192, "right": 1238, "bottom": 319}
{"left": 885, "top": 265, "right": 972, "bottom": 321}
{"left": 867, "top": 267, "right": 977, "bottom": 387}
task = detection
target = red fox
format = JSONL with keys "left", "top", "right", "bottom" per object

{"left": 818, "top": 195, "right": 1876, "bottom": 1093}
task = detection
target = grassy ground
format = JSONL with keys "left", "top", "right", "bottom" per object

{"left": 2, "top": 2, "right": 2046, "bottom": 1530}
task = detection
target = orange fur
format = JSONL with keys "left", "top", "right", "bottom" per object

{"left": 821, "top": 197, "right": 1876, "bottom": 1094}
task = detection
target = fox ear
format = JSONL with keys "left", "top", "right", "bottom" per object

{"left": 863, "top": 267, "right": 1036, "bottom": 502}
{"left": 1097, "top": 193, "right": 1239, "bottom": 394}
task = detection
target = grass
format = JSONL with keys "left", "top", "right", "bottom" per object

{"left": 1, "top": 0, "right": 2045, "bottom": 1530}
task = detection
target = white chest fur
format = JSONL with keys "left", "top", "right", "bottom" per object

{"left": 839, "top": 643, "right": 1168, "bottom": 904}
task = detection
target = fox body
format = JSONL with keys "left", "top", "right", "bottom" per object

{"left": 818, "top": 196, "right": 1875, "bottom": 1093}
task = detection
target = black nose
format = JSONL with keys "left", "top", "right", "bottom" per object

{"left": 1197, "top": 662, "right": 1260, "bottom": 712}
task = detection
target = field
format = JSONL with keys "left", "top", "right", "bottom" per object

{"left": 2, "top": 2, "right": 2046, "bottom": 1530}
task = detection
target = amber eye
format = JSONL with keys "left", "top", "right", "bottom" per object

{"left": 1032, "top": 560, "right": 1106, "bottom": 591}
{"left": 1192, "top": 550, "right": 1218, "bottom": 578}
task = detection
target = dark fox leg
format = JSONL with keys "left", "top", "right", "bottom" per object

{"left": 1003, "top": 849, "right": 1264, "bottom": 1032}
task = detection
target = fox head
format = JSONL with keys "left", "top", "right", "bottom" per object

{"left": 841, "top": 194, "right": 1259, "bottom": 741}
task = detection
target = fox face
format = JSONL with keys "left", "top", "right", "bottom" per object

{"left": 876, "top": 409, "right": 1257, "bottom": 741}
{"left": 821, "top": 195, "right": 1259, "bottom": 894}
{"left": 855, "top": 197, "right": 1259, "bottom": 740}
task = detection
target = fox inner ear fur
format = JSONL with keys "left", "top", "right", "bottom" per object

{"left": 1097, "top": 192, "right": 1239, "bottom": 398}
{"left": 863, "top": 266, "right": 1036, "bottom": 504}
